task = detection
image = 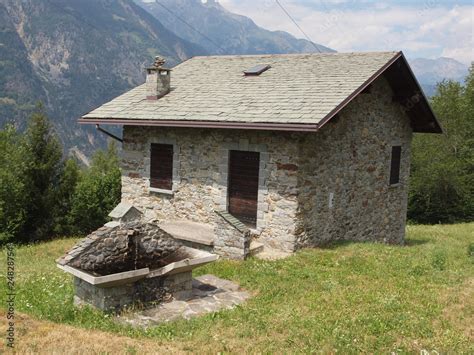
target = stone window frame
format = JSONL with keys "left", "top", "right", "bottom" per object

{"left": 388, "top": 140, "right": 402, "bottom": 188}
{"left": 144, "top": 137, "right": 180, "bottom": 195}
{"left": 217, "top": 139, "right": 269, "bottom": 233}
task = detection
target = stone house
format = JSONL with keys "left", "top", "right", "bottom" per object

{"left": 80, "top": 52, "right": 441, "bottom": 259}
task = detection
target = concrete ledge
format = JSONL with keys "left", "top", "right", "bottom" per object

{"left": 57, "top": 264, "right": 150, "bottom": 288}
{"left": 159, "top": 220, "right": 215, "bottom": 246}
{"left": 147, "top": 247, "right": 218, "bottom": 278}
{"left": 249, "top": 241, "right": 264, "bottom": 256}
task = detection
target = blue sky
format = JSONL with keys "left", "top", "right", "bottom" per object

{"left": 219, "top": 0, "right": 473, "bottom": 64}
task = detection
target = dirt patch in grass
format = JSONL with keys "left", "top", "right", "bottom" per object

{"left": 0, "top": 311, "right": 184, "bottom": 354}
{"left": 440, "top": 277, "right": 474, "bottom": 340}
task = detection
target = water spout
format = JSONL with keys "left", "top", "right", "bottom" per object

{"left": 134, "top": 236, "right": 138, "bottom": 270}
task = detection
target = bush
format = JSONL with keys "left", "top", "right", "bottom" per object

{"left": 468, "top": 243, "right": 474, "bottom": 260}
{"left": 69, "top": 142, "right": 121, "bottom": 234}
{"left": 431, "top": 250, "right": 447, "bottom": 271}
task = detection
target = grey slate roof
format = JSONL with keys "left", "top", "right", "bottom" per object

{"left": 82, "top": 52, "right": 400, "bottom": 125}
{"left": 108, "top": 202, "right": 142, "bottom": 219}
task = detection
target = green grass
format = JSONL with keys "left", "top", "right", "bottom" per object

{"left": 1, "top": 224, "right": 473, "bottom": 353}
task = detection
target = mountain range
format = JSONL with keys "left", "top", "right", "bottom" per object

{"left": 135, "top": 0, "right": 334, "bottom": 55}
{"left": 136, "top": 0, "right": 470, "bottom": 96}
{"left": 0, "top": 0, "right": 469, "bottom": 161}
{"left": 409, "top": 57, "right": 470, "bottom": 97}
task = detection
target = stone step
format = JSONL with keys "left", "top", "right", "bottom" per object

{"left": 159, "top": 220, "right": 215, "bottom": 253}
{"left": 249, "top": 241, "right": 264, "bottom": 256}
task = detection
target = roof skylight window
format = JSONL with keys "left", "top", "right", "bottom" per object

{"left": 244, "top": 64, "right": 271, "bottom": 76}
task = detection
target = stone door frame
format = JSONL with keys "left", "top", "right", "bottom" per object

{"left": 217, "top": 139, "right": 269, "bottom": 233}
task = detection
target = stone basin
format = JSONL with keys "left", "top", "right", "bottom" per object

{"left": 56, "top": 222, "right": 219, "bottom": 312}
{"left": 57, "top": 246, "right": 218, "bottom": 288}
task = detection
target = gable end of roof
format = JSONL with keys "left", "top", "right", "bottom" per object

{"left": 316, "top": 51, "right": 442, "bottom": 134}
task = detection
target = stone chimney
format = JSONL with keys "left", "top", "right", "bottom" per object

{"left": 145, "top": 56, "right": 171, "bottom": 100}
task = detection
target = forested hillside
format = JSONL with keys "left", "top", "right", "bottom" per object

{"left": 409, "top": 65, "right": 474, "bottom": 223}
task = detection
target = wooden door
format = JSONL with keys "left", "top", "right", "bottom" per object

{"left": 228, "top": 150, "right": 260, "bottom": 226}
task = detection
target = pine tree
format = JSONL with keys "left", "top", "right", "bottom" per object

{"left": 23, "top": 104, "right": 64, "bottom": 241}
{"left": 53, "top": 158, "right": 80, "bottom": 235}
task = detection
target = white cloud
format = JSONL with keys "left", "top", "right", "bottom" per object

{"left": 219, "top": 0, "right": 473, "bottom": 64}
{"left": 442, "top": 47, "right": 473, "bottom": 65}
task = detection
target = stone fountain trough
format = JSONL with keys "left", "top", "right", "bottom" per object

{"left": 56, "top": 222, "right": 218, "bottom": 312}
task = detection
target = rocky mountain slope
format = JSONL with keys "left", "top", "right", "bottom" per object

{"left": 0, "top": 0, "right": 204, "bottom": 160}
{"left": 135, "top": 0, "right": 334, "bottom": 55}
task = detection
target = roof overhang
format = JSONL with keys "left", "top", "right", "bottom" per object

{"left": 78, "top": 118, "right": 319, "bottom": 132}
{"left": 79, "top": 51, "right": 442, "bottom": 134}
{"left": 316, "top": 51, "right": 442, "bottom": 134}
{"left": 383, "top": 53, "right": 442, "bottom": 133}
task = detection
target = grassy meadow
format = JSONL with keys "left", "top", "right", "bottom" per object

{"left": 0, "top": 223, "right": 473, "bottom": 353}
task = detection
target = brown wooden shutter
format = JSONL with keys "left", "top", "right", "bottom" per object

{"left": 150, "top": 143, "right": 173, "bottom": 190}
{"left": 228, "top": 150, "right": 260, "bottom": 226}
{"left": 389, "top": 146, "right": 401, "bottom": 185}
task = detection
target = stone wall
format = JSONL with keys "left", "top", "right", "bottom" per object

{"left": 120, "top": 75, "right": 413, "bottom": 253}
{"left": 214, "top": 211, "right": 251, "bottom": 260}
{"left": 121, "top": 127, "right": 300, "bottom": 253}
{"left": 162, "top": 272, "right": 193, "bottom": 300}
{"left": 73, "top": 270, "right": 192, "bottom": 312}
{"left": 296, "top": 76, "right": 412, "bottom": 247}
